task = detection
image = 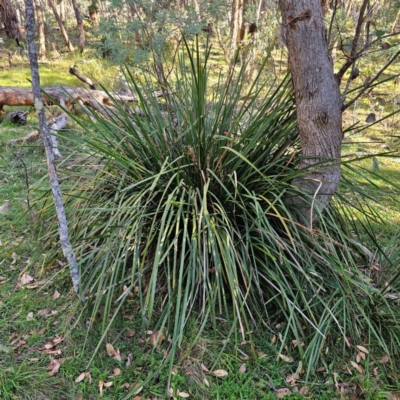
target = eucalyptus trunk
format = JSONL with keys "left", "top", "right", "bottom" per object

{"left": 71, "top": 0, "right": 85, "bottom": 53}
{"left": 0, "top": 0, "right": 21, "bottom": 43}
{"left": 279, "top": 0, "right": 342, "bottom": 224}
{"left": 34, "top": 0, "right": 46, "bottom": 60}
{"left": 229, "top": 0, "right": 246, "bottom": 61}
{"left": 48, "top": 0, "right": 74, "bottom": 52}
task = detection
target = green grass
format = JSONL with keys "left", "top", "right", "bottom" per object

{"left": 0, "top": 53, "right": 119, "bottom": 89}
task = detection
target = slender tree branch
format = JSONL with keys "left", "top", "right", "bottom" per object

{"left": 335, "top": 0, "right": 369, "bottom": 84}
{"left": 342, "top": 49, "right": 400, "bottom": 111}
{"left": 24, "top": 0, "right": 82, "bottom": 299}
{"left": 327, "top": 0, "right": 338, "bottom": 45}
{"left": 341, "top": 61, "right": 357, "bottom": 103}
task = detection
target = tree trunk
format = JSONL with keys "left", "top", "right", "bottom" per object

{"left": 48, "top": 0, "right": 74, "bottom": 52}
{"left": 24, "top": 0, "right": 81, "bottom": 297}
{"left": 229, "top": 0, "right": 245, "bottom": 61}
{"left": 71, "top": 0, "right": 85, "bottom": 53}
{"left": 59, "top": 0, "right": 65, "bottom": 21}
{"left": 34, "top": 0, "right": 46, "bottom": 61}
{"left": 0, "top": 0, "right": 22, "bottom": 43}
{"left": 278, "top": 0, "right": 342, "bottom": 224}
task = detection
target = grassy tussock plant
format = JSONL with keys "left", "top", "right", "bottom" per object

{"left": 37, "top": 38, "right": 400, "bottom": 382}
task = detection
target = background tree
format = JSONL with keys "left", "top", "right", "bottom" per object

{"left": 34, "top": 0, "right": 46, "bottom": 60}
{"left": 48, "top": 0, "right": 74, "bottom": 52}
{"left": 0, "top": 0, "right": 21, "bottom": 44}
{"left": 71, "top": 0, "right": 85, "bottom": 53}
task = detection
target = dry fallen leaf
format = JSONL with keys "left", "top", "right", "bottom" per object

{"left": 106, "top": 343, "right": 122, "bottom": 361}
{"left": 38, "top": 308, "right": 51, "bottom": 316}
{"left": 85, "top": 372, "right": 92, "bottom": 384}
{"left": 201, "top": 364, "right": 209, "bottom": 372}
{"left": 26, "top": 312, "right": 34, "bottom": 321}
{"left": 53, "top": 336, "right": 63, "bottom": 344}
{"left": 104, "top": 381, "right": 113, "bottom": 388}
{"left": 75, "top": 373, "right": 86, "bottom": 383}
{"left": 212, "top": 369, "right": 229, "bottom": 377}
{"left": 98, "top": 380, "right": 104, "bottom": 396}
{"left": 279, "top": 354, "right": 293, "bottom": 363}
{"left": 238, "top": 363, "right": 246, "bottom": 373}
{"left": 275, "top": 388, "right": 291, "bottom": 398}
{"left": 0, "top": 200, "right": 11, "bottom": 213}
{"left": 149, "top": 330, "right": 166, "bottom": 349}
{"left": 379, "top": 355, "right": 389, "bottom": 364}
{"left": 113, "top": 367, "right": 121, "bottom": 377}
{"left": 52, "top": 290, "right": 61, "bottom": 299}
{"left": 299, "top": 386, "right": 310, "bottom": 395}
{"left": 203, "top": 377, "right": 210, "bottom": 387}
{"left": 130, "top": 383, "right": 144, "bottom": 395}
{"left": 387, "top": 392, "right": 400, "bottom": 400}
{"left": 350, "top": 361, "right": 365, "bottom": 374}
{"left": 285, "top": 373, "right": 299, "bottom": 384}
{"left": 46, "top": 358, "right": 64, "bottom": 376}
{"left": 106, "top": 343, "right": 115, "bottom": 356}
{"left": 178, "top": 392, "right": 190, "bottom": 398}
{"left": 356, "top": 345, "right": 369, "bottom": 354}
{"left": 20, "top": 273, "right": 35, "bottom": 285}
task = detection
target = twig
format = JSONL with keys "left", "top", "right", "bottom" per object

{"left": 327, "top": 0, "right": 338, "bottom": 45}
{"left": 335, "top": 0, "right": 369, "bottom": 84}
{"left": 6, "top": 130, "right": 39, "bottom": 144}
{"left": 68, "top": 67, "right": 96, "bottom": 90}
{"left": 343, "top": 49, "right": 400, "bottom": 111}
{"left": 13, "top": 151, "right": 31, "bottom": 208}
{"left": 24, "top": 0, "right": 83, "bottom": 301}
{"left": 341, "top": 61, "right": 357, "bottom": 103}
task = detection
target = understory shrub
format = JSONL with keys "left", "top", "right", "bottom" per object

{"left": 36, "top": 37, "right": 400, "bottom": 387}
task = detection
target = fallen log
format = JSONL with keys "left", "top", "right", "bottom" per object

{"left": 5, "top": 110, "right": 28, "bottom": 125}
{"left": 0, "top": 86, "right": 138, "bottom": 112}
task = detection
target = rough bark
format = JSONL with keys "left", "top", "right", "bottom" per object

{"left": 24, "top": 0, "right": 81, "bottom": 296}
{"left": 279, "top": 0, "right": 342, "bottom": 224}
{"left": 0, "top": 0, "right": 21, "bottom": 42}
{"left": 34, "top": 0, "right": 46, "bottom": 61}
{"left": 47, "top": 0, "right": 74, "bottom": 52}
{"left": 71, "top": 0, "right": 85, "bottom": 53}
{"left": 59, "top": 0, "right": 65, "bottom": 21}
{"left": 229, "top": 0, "right": 246, "bottom": 61}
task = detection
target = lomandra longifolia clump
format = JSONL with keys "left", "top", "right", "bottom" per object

{"left": 38, "top": 37, "right": 400, "bottom": 381}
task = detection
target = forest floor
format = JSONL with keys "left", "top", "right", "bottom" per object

{"left": 1, "top": 47, "right": 400, "bottom": 399}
